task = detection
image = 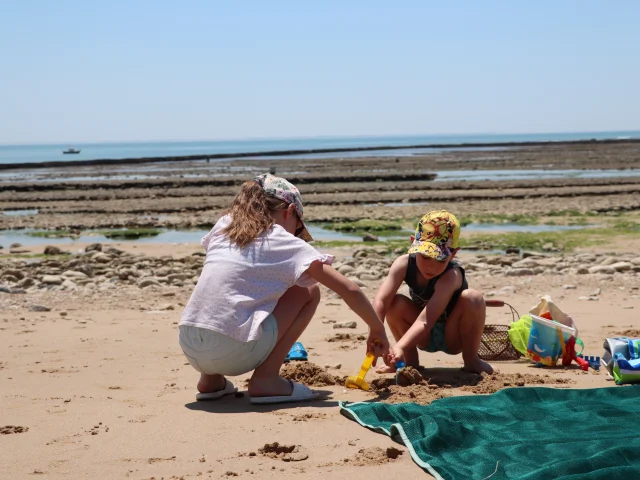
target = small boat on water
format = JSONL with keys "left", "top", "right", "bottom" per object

{"left": 63, "top": 148, "right": 81, "bottom": 154}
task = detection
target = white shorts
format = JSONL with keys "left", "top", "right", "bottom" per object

{"left": 178, "top": 315, "right": 278, "bottom": 377}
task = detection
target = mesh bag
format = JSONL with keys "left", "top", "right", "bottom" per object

{"left": 508, "top": 314, "right": 533, "bottom": 356}
{"left": 478, "top": 324, "right": 522, "bottom": 361}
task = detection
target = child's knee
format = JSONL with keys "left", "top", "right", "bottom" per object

{"left": 461, "top": 289, "right": 485, "bottom": 308}
{"left": 387, "top": 294, "right": 409, "bottom": 324}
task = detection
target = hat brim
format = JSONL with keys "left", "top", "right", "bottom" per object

{"left": 296, "top": 219, "right": 314, "bottom": 243}
{"left": 408, "top": 240, "right": 451, "bottom": 261}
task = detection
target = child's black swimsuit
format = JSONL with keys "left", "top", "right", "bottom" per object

{"left": 403, "top": 253, "right": 468, "bottom": 352}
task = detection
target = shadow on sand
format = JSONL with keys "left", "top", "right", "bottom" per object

{"left": 184, "top": 388, "right": 338, "bottom": 413}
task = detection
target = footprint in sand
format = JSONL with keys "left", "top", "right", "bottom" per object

{"left": 128, "top": 415, "right": 154, "bottom": 424}
{"left": 121, "top": 455, "right": 176, "bottom": 464}
{"left": 342, "top": 446, "right": 403, "bottom": 466}
{"left": 619, "top": 329, "right": 640, "bottom": 337}
{"left": 46, "top": 433, "right": 82, "bottom": 446}
{"left": 292, "top": 413, "right": 327, "bottom": 422}
{"left": 147, "top": 456, "right": 176, "bottom": 464}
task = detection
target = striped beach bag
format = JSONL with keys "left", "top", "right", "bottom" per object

{"left": 602, "top": 337, "right": 640, "bottom": 385}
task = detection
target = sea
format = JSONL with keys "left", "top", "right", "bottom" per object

{"left": 1, "top": 131, "right": 639, "bottom": 165}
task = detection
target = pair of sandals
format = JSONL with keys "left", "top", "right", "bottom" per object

{"left": 195, "top": 379, "right": 318, "bottom": 404}
{"left": 195, "top": 342, "right": 317, "bottom": 404}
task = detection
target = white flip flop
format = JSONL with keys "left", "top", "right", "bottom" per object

{"left": 195, "top": 379, "right": 238, "bottom": 401}
{"left": 250, "top": 381, "right": 320, "bottom": 405}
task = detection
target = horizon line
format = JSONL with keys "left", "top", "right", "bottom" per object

{"left": 1, "top": 128, "right": 639, "bottom": 148}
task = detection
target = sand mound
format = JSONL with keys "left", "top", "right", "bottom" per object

{"left": 259, "top": 442, "right": 296, "bottom": 456}
{"left": 368, "top": 374, "right": 445, "bottom": 405}
{"left": 420, "top": 369, "right": 485, "bottom": 389}
{"left": 344, "top": 446, "right": 403, "bottom": 466}
{"left": 396, "top": 366, "right": 423, "bottom": 386}
{"left": 383, "top": 385, "right": 447, "bottom": 405}
{"left": 417, "top": 369, "right": 572, "bottom": 393}
{"left": 368, "top": 369, "right": 573, "bottom": 404}
{"left": 258, "top": 442, "right": 309, "bottom": 462}
{"left": 369, "top": 377, "right": 395, "bottom": 390}
{"left": 369, "top": 366, "right": 424, "bottom": 390}
{"left": 462, "top": 372, "right": 572, "bottom": 394}
{"left": 280, "top": 362, "right": 337, "bottom": 386}
{"left": 1, "top": 425, "right": 28, "bottom": 435}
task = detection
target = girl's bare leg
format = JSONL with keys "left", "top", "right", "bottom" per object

{"left": 248, "top": 285, "right": 321, "bottom": 397}
{"left": 197, "top": 373, "right": 227, "bottom": 394}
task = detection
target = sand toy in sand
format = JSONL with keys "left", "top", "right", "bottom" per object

{"left": 346, "top": 340, "right": 404, "bottom": 390}
{"left": 346, "top": 349, "right": 376, "bottom": 391}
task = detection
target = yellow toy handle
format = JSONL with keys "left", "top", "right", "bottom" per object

{"left": 345, "top": 340, "right": 383, "bottom": 391}
{"left": 356, "top": 353, "right": 375, "bottom": 381}
{"left": 356, "top": 338, "right": 382, "bottom": 380}
{"left": 557, "top": 329, "right": 567, "bottom": 358}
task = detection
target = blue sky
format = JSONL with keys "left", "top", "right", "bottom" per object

{"left": 1, "top": 1, "right": 638, "bottom": 144}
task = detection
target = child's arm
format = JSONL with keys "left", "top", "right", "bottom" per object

{"left": 372, "top": 255, "right": 409, "bottom": 324}
{"left": 388, "top": 268, "right": 462, "bottom": 363}
{"left": 306, "top": 261, "right": 390, "bottom": 357}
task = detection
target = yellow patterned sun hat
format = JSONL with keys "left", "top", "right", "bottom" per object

{"left": 408, "top": 210, "right": 460, "bottom": 261}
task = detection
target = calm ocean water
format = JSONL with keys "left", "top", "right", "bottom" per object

{"left": 1, "top": 131, "right": 639, "bottom": 165}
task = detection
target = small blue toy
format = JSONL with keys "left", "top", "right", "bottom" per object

{"left": 394, "top": 360, "right": 406, "bottom": 385}
{"left": 284, "top": 342, "right": 308, "bottom": 362}
{"left": 578, "top": 354, "right": 600, "bottom": 371}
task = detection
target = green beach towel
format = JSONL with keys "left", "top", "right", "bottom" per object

{"left": 340, "top": 386, "right": 640, "bottom": 479}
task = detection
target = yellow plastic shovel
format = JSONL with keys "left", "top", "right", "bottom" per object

{"left": 345, "top": 351, "right": 375, "bottom": 391}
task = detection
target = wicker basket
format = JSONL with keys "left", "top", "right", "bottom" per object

{"left": 478, "top": 324, "right": 522, "bottom": 361}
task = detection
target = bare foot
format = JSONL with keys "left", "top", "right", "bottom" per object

{"left": 197, "top": 373, "right": 227, "bottom": 394}
{"left": 375, "top": 364, "right": 397, "bottom": 374}
{"left": 375, "top": 363, "right": 420, "bottom": 374}
{"left": 462, "top": 358, "right": 494, "bottom": 375}
{"left": 248, "top": 376, "right": 294, "bottom": 398}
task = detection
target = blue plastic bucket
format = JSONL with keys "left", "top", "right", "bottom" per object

{"left": 526, "top": 314, "right": 576, "bottom": 366}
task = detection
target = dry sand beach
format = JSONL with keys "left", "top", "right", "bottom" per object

{"left": 2, "top": 142, "right": 640, "bottom": 479}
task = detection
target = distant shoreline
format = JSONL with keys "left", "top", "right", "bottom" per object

{"left": 1, "top": 137, "right": 639, "bottom": 171}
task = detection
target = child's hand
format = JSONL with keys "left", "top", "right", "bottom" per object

{"left": 385, "top": 345, "right": 404, "bottom": 366}
{"left": 367, "top": 328, "right": 390, "bottom": 360}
